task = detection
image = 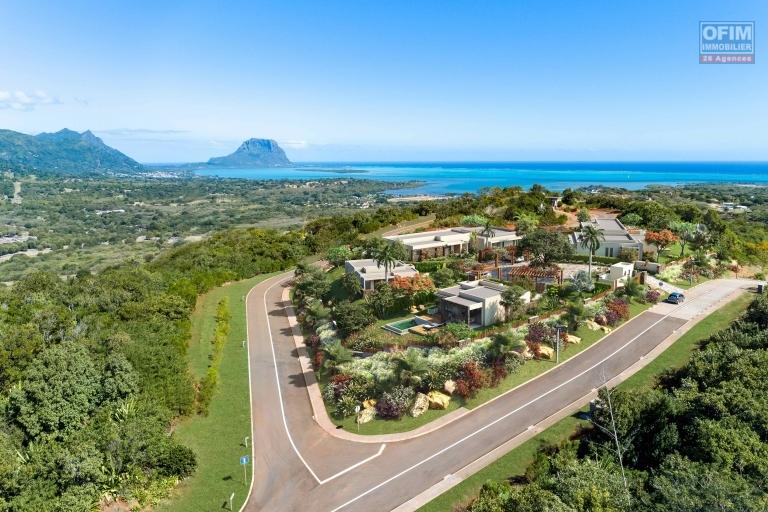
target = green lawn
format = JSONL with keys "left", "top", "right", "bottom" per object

{"left": 156, "top": 273, "right": 278, "bottom": 512}
{"left": 337, "top": 299, "right": 651, "bottom": 435}
{"left": 416, "top": 290, "right": 753, "bottom": 512}
{"left": 657, "top": 241, "right": 691, "bottom": 264}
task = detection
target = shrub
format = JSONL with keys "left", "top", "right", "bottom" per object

{"left": 605, "top": 297, "right": 630, "bottom": 322}
{"left": 333, "top": 301, "right": 375, "bottom": 337}
{"left": 455, "top": 361, "right": 488, "bottom": 398}
{"left": 375, "top": 385, "right": 415, "bottom": 419}
{"left": 645, "top": 289, "right": 661, "bottom": 304}
{"left": 444, "top": 322, "right": 474, "bottom": 342}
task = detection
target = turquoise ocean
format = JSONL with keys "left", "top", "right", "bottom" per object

{"left": 194, "top": 162, "right": 768, "bottom": 195}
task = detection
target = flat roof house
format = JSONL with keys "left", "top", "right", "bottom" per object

{"left": 344, "top": 259, "right": 418, "bottom": 291}
{"left": 436, "top": 280, "right": 531, "bottom": 327}
{"left": 384, "top": 226, "right": 522, "bottom": 261}
{"left": 570, "top": 218, "right": 643, "bottom": 259}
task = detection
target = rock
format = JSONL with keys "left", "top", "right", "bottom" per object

{"left": 207, "top": 138, "right": 291, "bottom": 167}
{"left": 357, "top": 407, "right": 376, "bottom": 424}
{"left": 410, "top": 393, "right": 429, "bottom": 417}
{"left": 585, "top": 320, "right": 601, "bottom": 331}
{"left": 427, "top": 391, "right": 451, "bottom": 410}
{"left": 443, "top": 380, "right": 456, "bottom": 395}
{"left": 600, "top": 325, "right": 612, "bottom": 333}
{"left": 539, "top": 346, "right": 554, "bottom": 359}
{"left": 566, "top": 334, "right": 581, "bottom": 344}
{"left": 362, "top": 399, "right": 377, "bottom": 410}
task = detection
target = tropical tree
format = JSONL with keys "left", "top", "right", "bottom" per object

{"left": 514, "top": 213, "right": 540, "bottom": 235}
{"left": 500, "top": 285, "right": 527, "bottom": 320}
{"left": 621, "top": 278, "right": 643, "bottom": 301}
{"left": 576, "top": 208, "right": 591, "bottom": 223}
{"left": 645, "top": 229, "right": 679, "bottom": 258}
{"left": 479, "top": 219, "right": 496, "bottom": 240}
{"left": 519, "top": 230, "right": 573, "bottom": 268}
{"left": 371, "top": 240, "right": 407, "bottom": 282}
{"left": 326, "top": 245, "right": 352, "bottom": 268}
{"left": 670, "top": 221, "right": 698, "bottom": 258}
{"left": 395, "top": 348, "right": 429, "bottom": 388}
{"left": 578, "top": 225, "right": 604, "bottom": 278}
{"left": 563, "top": 299, "right": 586, "bottom": 332}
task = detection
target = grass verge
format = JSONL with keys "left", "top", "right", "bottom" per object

{"left": 156, "top": 272, "right": 278, "bottom": 512}
{"left": 416, "top": 290, "right": 752, "bottom": 512}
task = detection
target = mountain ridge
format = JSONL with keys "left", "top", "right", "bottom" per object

{"left": 0, "top": 128, "right": 144, "bottom": 175}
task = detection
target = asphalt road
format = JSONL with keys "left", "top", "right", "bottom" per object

{"left": 244, "top": 276, "right": 750, "bottom": 512}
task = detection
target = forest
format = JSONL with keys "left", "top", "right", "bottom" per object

{"left": 0, "top": 199, "right": 417, "bottom": 510}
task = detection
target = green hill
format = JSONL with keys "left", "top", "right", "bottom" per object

{"left": 0, "top": 128, "right": 144, "bottom": 175}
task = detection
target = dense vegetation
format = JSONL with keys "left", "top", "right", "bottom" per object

{"left": 464, "top": 293, "right": 768, "bottom": 512}
{"left": 0, "top": 129, "right": 143, "bottom": 175}
{"left": 0, "top": 174, "right": 417, "bottom": 281}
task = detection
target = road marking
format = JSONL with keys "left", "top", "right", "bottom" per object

{"left": 330, "top": 285, "right": 726, "bottom": 512}
{"left": 259, "top": 275, "right": 385, "bottom": 486}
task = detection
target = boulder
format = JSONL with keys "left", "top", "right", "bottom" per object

{"left": 410, "top": 393, "right": 429, "bottom": 417}
{"left": 427, "top": 391, "right": 451, "bottom": 410}
{"left": 357, "top": 407, "right": 376, "bottom": 424}
{"left": 585, "top": 320, "right": 601, "bottom": 331}
{"left": 362, "top": 399, "right": 377, "bottom": 410}
{"left": 539, "top": 345, "right": 554, "bottom": 360}
{"left": 600, "top": 325, "right": 613, "bottom": 334}
{"left": 566, "top": 334, "right": 581, "bottom": 344}
{"left": 443, "top": 380, "right": 456, "bottom": 395}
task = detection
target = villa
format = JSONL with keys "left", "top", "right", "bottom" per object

{"left": 344, "top": 259, "right": 419, "bottom": 291}
{"left": 570, "top": 218, "right": 644, "bottom": 259}
{"left": 436, "top": 280, "right": 531, "bottom": 327}
{"left": 384, "top": 226, "right": 522, "bottom": 261}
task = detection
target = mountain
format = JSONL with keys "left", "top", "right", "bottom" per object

{"left": 207, "top": 138, "right": 291, "bottom": 167}
{"left": 0, "top": 128, "right": 144, "bottom": 175}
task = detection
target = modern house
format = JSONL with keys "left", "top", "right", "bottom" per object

{"left": 344, "top": 259, "right": 418, "bottom": 291}
{"left": 384, "top": 226, "right": 522, "bottom": 261}
{"left": 570, "top": 218, "right": 644, "bottom": 259}
{"left": 436, "top": 280, "right": 531, "bottom": 327}
{"left": 598, "top": 261, "right": 635, "bottom": 286}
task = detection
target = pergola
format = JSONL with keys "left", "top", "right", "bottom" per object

{"left": 498, "top": 265, "right": 563, "bottom": 284}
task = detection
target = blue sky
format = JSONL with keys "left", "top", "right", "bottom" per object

{"left": 0, "top": 0, "right": 765, "bottom": 162}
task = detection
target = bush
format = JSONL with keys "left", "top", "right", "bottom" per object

{"left": 153, "top": 443, "right": 198, "bottom": 479}
{"left": 375, "top": 385, "right": 415, "bottom": 419}
{"left": 646, "top": 289, "right": 661, "bottom": 304}
{"left": 444, "top": 322, "right": 474, "bottom": 342}
{"left": 333, "top": 301, "right": 374, "bottom": 338}
{"left": 455, "top": 361, "right": 488, "bottom": 398}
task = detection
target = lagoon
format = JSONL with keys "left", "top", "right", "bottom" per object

{"left": 195, "top": 161, "right": 768, "bottom": 195}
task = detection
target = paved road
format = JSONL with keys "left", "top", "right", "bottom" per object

{"left": 244, "top": 277, "right": 751, "bottom": 511}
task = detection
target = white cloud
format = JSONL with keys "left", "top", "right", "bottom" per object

{"left": 0, "top": 90, "right": 60, "bottom": 111}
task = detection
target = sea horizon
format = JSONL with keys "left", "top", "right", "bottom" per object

{"left": 191, "top": 161, "right": 768, "bottom": 195}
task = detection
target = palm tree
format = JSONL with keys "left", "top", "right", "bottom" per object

{"left": 479, "top": 220, "right": 496, "bottom": 244}
{"left": 579, "top": 225, "right": 604, "bottom": 279}
{"left": 372, "top": 241, "right": 407, "bottom": 282}
{"left": 395, "top": 348, "right": 429, "bottom": 388}
{"left": 321, "top": 341, "right": 353, "bottom": 375}
{"left": 563, "top": 299, "right": 586, "bottom": 332}
{"left": 621, "top": 278, "right": 643, "bottom": 301}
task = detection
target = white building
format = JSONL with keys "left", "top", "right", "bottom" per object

{"left": 344, "top": 259, "right": 418, "bottom": 291}
{"left": 436, "top": 280, "right": 531, "bottom": 327}
{"left": 570, "top": 218, "right": 644, "bottom": 259}
{"left": 598, "top": 262, "right": 635, "bottom": 286}
{"left": 384, "top": 226, "right": 522, "bottom": 261}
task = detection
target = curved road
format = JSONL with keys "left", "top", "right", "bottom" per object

{"left": 244, "top": 275, "right": 752, "bottom": 511}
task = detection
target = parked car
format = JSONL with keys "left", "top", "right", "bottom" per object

{"left": 666, "top": 292, "right": 685, "bottom": 304}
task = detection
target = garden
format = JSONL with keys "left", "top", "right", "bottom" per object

{"left": 293, "top": 241, "right": 660, "bottom": 434}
